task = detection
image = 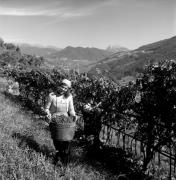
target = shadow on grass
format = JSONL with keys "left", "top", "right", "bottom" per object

{"left": 79, "top": 142, "right": 148, "bottom": 180}
{"left": 11, "top": 133, "right": 149, "bottom": 179}
{"left": 12, "top": 132, "right": 54, "bottom": 159}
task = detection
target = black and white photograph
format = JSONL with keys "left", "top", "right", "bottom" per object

{"left": 0, "top": 0, "right": 175, "bottom": 179}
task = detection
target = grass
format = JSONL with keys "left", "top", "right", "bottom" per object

{"left": 2, "top": 76, "right": 176, "bottom": 180}
{"left": 0, "top": 79, "right": 121, "bottom": 180}
{"left": 0, "top": 77, "right": 153, "bottom": 180}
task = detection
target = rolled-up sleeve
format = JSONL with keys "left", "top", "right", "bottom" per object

{"left": 45, "top": 93, "right": 53, "bottom": 116}
{"left": 68, "top": 95, "right": 76, "bottom": 116}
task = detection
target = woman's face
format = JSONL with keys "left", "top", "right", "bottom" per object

{"left": 57, "top": 83, "right": 69, "bottom": 94}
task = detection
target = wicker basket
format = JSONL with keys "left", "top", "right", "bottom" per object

{"left": 50, "top": 121, "right": 76, "bottom": 141}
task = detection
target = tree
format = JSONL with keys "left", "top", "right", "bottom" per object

{"left": 133, "top": 60, "right": 176, "bottom": 170}
{"left": 5, "top": 43, "right": 16, "bottom": 50}
{"left": 0, "top": 37, "right": 4, "bottom": 47}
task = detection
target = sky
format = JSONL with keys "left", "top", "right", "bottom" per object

{"left": 0, "top": 0, "right": 175, "bottom": 50}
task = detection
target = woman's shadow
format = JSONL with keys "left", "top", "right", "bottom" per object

{"left": 12, "top": 132, "right": 55, "bottom": 159}
{"left": 11, "top": 131, "right": 86, "bottom": 166}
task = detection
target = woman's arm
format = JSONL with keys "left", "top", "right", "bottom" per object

{"left": 44, "top": 92, "right": 54, "bottom": 119}
{"left": 68, "top": 95, "right": 76, "bottom": 118}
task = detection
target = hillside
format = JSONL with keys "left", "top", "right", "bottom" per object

{"left": 3, "top": 36, "right": 176, "bottom": 83}
{"left": 19, "top": 43, "right": 61, "bottom": 57}
{"left": 19, "top": 44, "right": 115, "bottom": 72}
{"left": 0, "top": 41, "right": 22, "bottom": 67}
{"left": 19, "top": 44, "right": 114, "bottom": 62}
{"left": 19, "top": 44, "right": 112, "bottom": 62}
{"left": 88, "top": 36, "right": 176, "bottom": 82}
{"left": 0, "top": 78, "right": 119, "bottom": 179}
{"left": 0, "top": 39, "right": 44, "bottom": 68}
{"left": 50, "top": 46, "right": 112, "bottom": 61}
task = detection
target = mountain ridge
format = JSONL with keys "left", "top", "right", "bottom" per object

{"left": 88, "top": 36, "right": 176, "bottom": 82}
{"left": 19, "top": 43, "right": 129, "bottom": 61}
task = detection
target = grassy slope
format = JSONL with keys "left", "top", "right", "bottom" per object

{"left": 0, "top": 79, "right": 118, "bottom": 180}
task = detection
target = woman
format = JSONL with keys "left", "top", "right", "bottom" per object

{"left": 45, "top": 79, "right": 77, "bottom": 165}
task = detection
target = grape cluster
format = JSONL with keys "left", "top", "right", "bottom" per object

{"left": 53, "top": 114, "right": 74, "bottom": 124}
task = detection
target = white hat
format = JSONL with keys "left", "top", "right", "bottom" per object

{"left": 62, "top": 79, "right": 71, "bottom": 88}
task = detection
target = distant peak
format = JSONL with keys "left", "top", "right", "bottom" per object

{"left": 106, "top": 45, "right": 129, "bottom": 53}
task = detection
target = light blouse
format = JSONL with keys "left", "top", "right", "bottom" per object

{"left": 45, "top": 92, "right": 76, "bottom": 117}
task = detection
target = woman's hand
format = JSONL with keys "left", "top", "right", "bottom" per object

{"left": 73, "top": 115, "right": 77, "bottom": 122}
{"left": 46, "top": 114, "right": 51, "bottom": 121}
